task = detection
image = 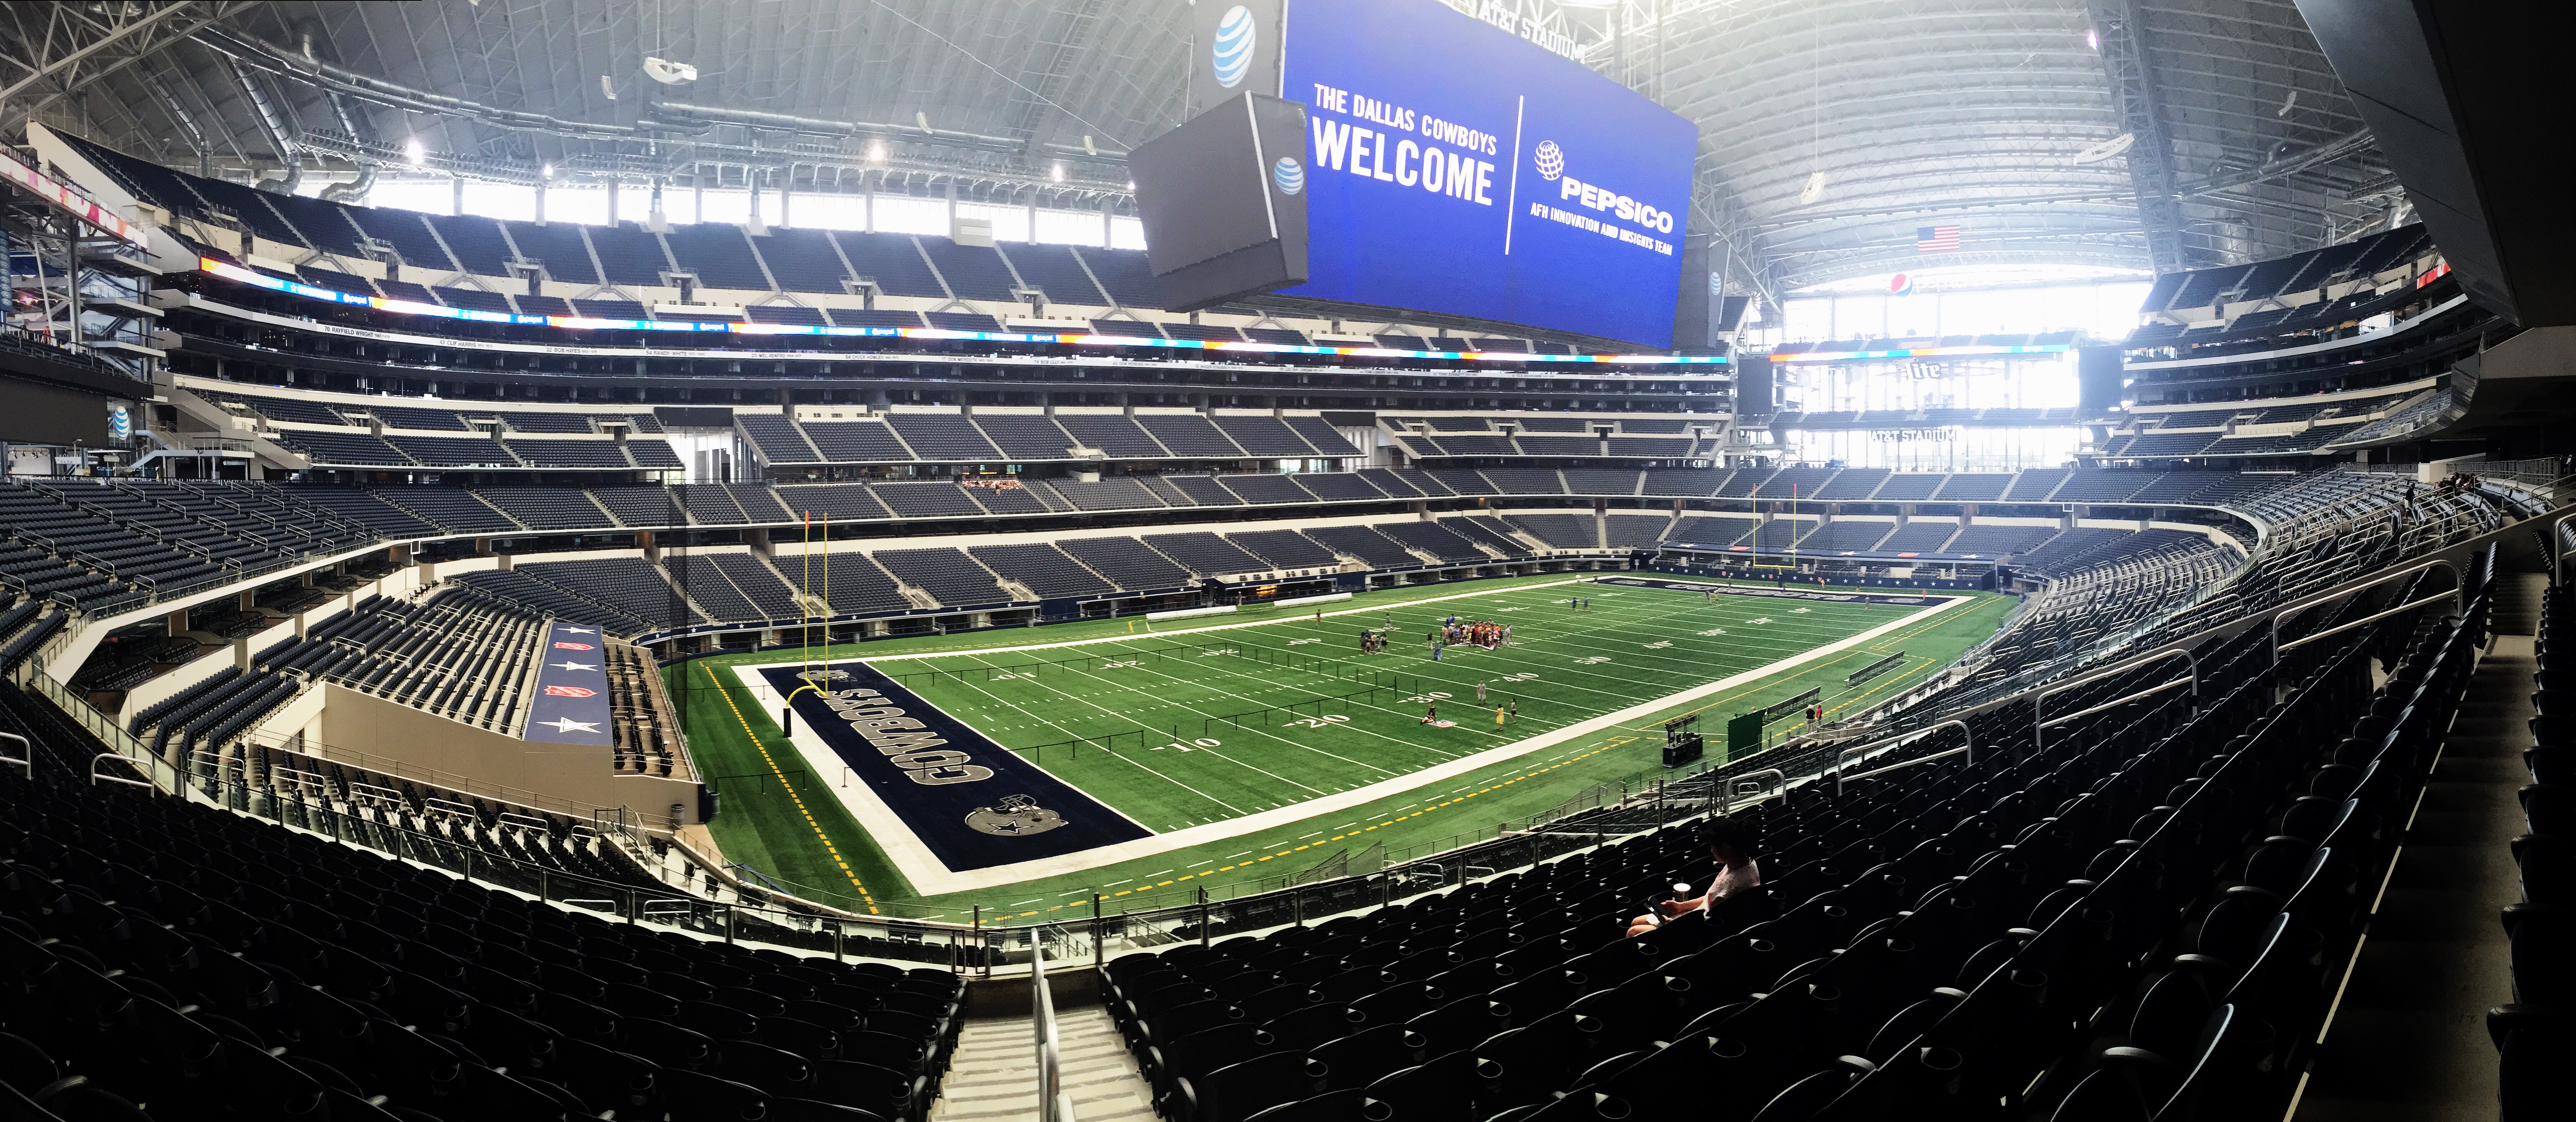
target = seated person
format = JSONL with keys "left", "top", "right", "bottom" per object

{"left": 1627, "top": 816, "right": 1761, "bottom": 937}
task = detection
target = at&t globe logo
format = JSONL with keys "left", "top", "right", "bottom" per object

{"left": 1211, "top": 5, "right": 1256, "bottom": 89}
{"left": 1533, "top": 140, "right": 1565, "bottom": 181}
{"left": 1273, "top": 157, "right": 1304, "bottom": 195}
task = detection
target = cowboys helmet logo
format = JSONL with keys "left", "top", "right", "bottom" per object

{"left": 796, "top": 668, "right": 851, "bottom": 683}
{"left": 965, "top": 794, "right": 1067, "bottom": 837}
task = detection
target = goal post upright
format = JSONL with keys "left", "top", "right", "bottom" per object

{"left": 782, "top": 510, "right": 832, "bottom": 732}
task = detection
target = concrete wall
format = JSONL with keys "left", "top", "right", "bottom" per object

{"left": 310, "top": 683, "right": 700, "bottom": 832}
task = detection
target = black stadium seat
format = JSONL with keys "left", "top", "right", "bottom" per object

{"left": 1086, "top": 583, "right": 2484, "bottom": 1122}
{"left": 0, "top": 690, "right": 967, "bottom": 1122}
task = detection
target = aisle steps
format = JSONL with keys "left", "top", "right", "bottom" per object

{"left": 930, "top": 1006, "right": 1154, "bottom": 1122}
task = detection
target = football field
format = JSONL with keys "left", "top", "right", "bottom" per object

{"left": 672, "top": 573, "right": 2017, "bottom": 921}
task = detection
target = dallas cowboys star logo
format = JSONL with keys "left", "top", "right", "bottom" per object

{"left": 551, "top": 661, "right": 598, "bottom": 672}
{"left": 560, "top": 626, "right": 594, "bottom": 635}
{"left": 538, "top": 718, "right": 601, "bottom": 734}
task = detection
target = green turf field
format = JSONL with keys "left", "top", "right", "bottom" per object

{"left": 668, "top": 573, "right": 2016, "bottom": 922}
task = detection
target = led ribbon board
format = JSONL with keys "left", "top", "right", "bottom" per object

{"left": 199, "top": 258, "right": 1729, "bottom": 367}
{"left": 0, "top": 148, "right": 150, "bottom": 247}
{"left": 1766, "top": 344, "right": 2075, "bottom": 363}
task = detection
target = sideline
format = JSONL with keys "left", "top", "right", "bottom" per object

{"left": 728, "top": 590, "right": 1972, "bottom": 895}
{"left": 847, "top": 576, "right": 1605, "bottom": 663}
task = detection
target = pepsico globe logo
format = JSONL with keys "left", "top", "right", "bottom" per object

{"left": 1212, "top": 5, "right": 1256, "bottom": 88}
{"left": 1533, "top": 140, "right": 1565, "bottom": 181}
{"left": 1888, "top": 272, "right": 1914, "bottom": 296}
{"left": 1273, "top": 157, "right": 1304, "bottom": 195}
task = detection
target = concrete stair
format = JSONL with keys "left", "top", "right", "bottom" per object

{"left": 2290, "top": 569, "right": 2543, "bottom": 1120}
{"left": 930, "top": 1005, "right": 1153, "bottom": 1122}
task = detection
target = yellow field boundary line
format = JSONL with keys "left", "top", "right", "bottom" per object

{"left": 698, "top": 662, "right": 881, "bottom": 914}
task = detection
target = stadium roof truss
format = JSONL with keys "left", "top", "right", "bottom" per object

{"left": 0, "top": 0, "right": 2402, "bottom": 302}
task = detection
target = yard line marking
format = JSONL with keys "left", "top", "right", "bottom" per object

{"left": 992, "top": 641, "right": 1490, "bottom": 752}
{"left": 935, "top": 662, "right": 1250, "bottom": 817}
{"left": 1030, "top": 655, "right": 1420, "bottom": 785}
{"left": 778, "top": 590, "right": 1969, "bottom": 895}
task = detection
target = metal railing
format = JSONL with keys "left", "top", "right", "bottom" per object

{"left": 1718, "top": 768, "right": 1785, "bottom": 812}
{"left": 2033, "top": 649, "right": 2198, "bottom": 754}
{"left": 191, "top": 773, "right": 998, "bottom": 966}
{"left": 1033, "top": 933, "right": 1077, "bottom": 1122}
{"left": 0, "top": 732, "right": 29, "bottom": 781}
{"left": 90, "top": 753, "right": 154, "bottom": 788}
{"left": 2267, "top": 560, "right": 2459, "bottom": 664}
{"left": 20, "top": 663, "right": 183, "bottom": 794}
{"left": 1833, "top": 720, "right": 1972, "bottom": 796}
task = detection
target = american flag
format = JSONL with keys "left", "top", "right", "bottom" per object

{"left": 1917, "top": 225, "right": 1961, "bottom": 251}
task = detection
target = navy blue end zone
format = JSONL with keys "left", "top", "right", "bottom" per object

{"left": 1593, "top": 576, "right": 1959, "bottom": 609}
{"left": 759, "top": 663, "right": 1153, "bottom": 872}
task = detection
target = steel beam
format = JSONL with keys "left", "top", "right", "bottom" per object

{"left": 2088, "top": 0, "right": 2189, "bottom": 275}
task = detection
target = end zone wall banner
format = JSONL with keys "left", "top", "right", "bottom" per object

{"left": 524, "top": 622, "right": 614, "bottom": 746}
{"left": 761, "top": 663, "right": 1152, "bottom": 872}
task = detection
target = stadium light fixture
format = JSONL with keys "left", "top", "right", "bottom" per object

{"left": 1051, "top": 162, "right": 1066, "bottom": 183}
{"left": 868, "top": 140, "right": 887, "bottom": 162}
{"left": 541, "top": 163, "right": 553, "bottom": 180}
{"left": 404, "top": 139, "right": 425, "bottom": 167}
{"left": 2087, "top": 27, "right": 2099, "bottom": 50}
{"left": 643, "top": 57, "right": 698, "bottom": 84}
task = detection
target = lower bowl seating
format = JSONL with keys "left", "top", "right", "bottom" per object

{"left": 0, "top": 680, "right": 968, "bottom": 1122}
{"left": 1090, "top": 567, "right": 2486, "bottom": 1122}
